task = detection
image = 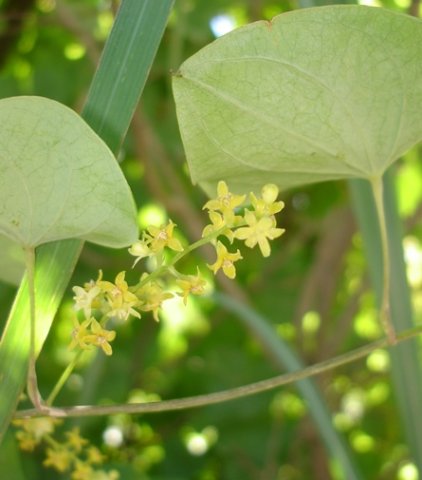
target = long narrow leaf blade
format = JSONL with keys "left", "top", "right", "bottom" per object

{"left": 0, "top": 0, "right": 174, "bottom": 442}
{"left": 83, "top": 0, "right": 174, "bottom": 152}
{"left": 349, "top": 172, "right": 422, "bottom": 470}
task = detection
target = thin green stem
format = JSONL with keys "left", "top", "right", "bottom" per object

{"left": 370, "top": 176, "right": 396, "bottom": 344}
{"left": 14, "top": 323, "right": 422, "bottom": 419}
{"left": 46, "top": 350, "right": 84, "bottom": 406}
{"left": 136, "top": 227, "right": 226, "bottom": 288}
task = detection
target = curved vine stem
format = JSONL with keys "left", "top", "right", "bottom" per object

{"left": 370, "top": 176, "right": 396, "bottom": 344}
{"left": 14, "top": 323, "right": 422, "bottom": 419}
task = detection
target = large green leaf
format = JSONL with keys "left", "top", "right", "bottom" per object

{"left": 0, "top": 235, "right": 24, "bottom": 286}
{"left": 0, "top": 96, "right": 138, "bottom": 249}
{"left": 173, "top": 6, "right": 422, "bottom": 193}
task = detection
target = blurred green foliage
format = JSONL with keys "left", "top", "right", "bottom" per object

{"left": 0, "top": 0, "right": 421, "bottom": 479}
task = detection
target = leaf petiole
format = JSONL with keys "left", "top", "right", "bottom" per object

{"left": 24, "top": 246, "right": 44, "bottom": 410}
{"left": 370, "top": 175, "right": 396, "bottom": 344}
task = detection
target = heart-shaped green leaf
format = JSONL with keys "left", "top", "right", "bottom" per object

{"left": 173, "top": 6, "right": 422, "bottom": 193}
{"left": 0, "top": 235, "right": 25, "bottom": 286}
{"left": 0, "top": 96, "right": 138, "bottom": 248}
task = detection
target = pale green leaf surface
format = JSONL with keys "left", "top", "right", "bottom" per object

{"left": 0, "top": 235, "right": 24, "bottom": 286}
{"left": 0, "top": 96, "right": 138, "bottom": 248}
{"left": 173, "top": 6, "right": 422, "bottom": 193}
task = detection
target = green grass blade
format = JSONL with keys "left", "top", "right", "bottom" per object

{"left": 0, "top": 0, "right": 174, "bottom": 442}
{"left": 349, "top": 172, "right": 422, "bottom": 469}
{"left": 0, "top": 240, "right": 82, "bottom": 417}
{"left": 215, "top": 293, "right": 363, "bottom": 480}
{"left": 83, "top": 0, "right": 174, "bottom": 152}
{"left": 0, "top": 430, "right": 27, "bottom": 480}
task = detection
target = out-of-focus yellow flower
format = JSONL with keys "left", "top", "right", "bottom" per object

{"left": 71, "top": 461, "right": 94, "bottom": 480}
{"left": 86, "top": 446, "right": 105, "bottom": 465}
{"left": 13, "top": 417, "right": 62, "bottom": 445}
{"left": 92, "top": 469, "right": 120, "bottom": 480}
{"left": 65, "top": 428, "right": 89, "bottom": 453}
{"left": 13, "top": 417, "right": 63, "bottom": 452}
{"left": 135, "top": 274, "right": 173, "bottom": 321}
{"left": 203, "top": 181, "right": 246, "bottom": 220}
{"left": 176, "top": 269, "right": 207, "bottom": 305}
{"left": 234, "top": 210, "right": 284, "bottom": 257}
{"left": 146, "top": 220, "right": 183, "bottom": 253}
{"left": 43, "top": 446, "right": 73, "bottom": 472}
{"left": 15, "top": 430, "right": 38, "bottom": 451}
{"left": 208, "top": 241, "right": 242, "bottom": 279}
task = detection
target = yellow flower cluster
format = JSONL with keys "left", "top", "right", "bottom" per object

{"left": 204, "top": 181, "right": 285, "bottom": 278}
{"left": 71, "top": 220, "right": 197, "bottom": 355}
{"left": 13, "top": 419, "right": 118, "bottom": 480}
{"left": 70, "top": 181, "right": 284, "bottom": 357}
{"left": 16, "top": 181, "right": 285, "bottom": 479}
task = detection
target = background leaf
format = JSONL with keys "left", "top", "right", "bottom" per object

{"left": 350, "top": 171, "right": 422, "bottom": 470}
{"left": 173, "top": 6, "right": 422, "bottom": 193}
{"left": 0, "top": 96, "right": 138, "bottom": 249}
{"left": 215, "top": 292, "right": 363, "bottom": 480}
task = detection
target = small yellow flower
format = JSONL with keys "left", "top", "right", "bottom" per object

{"left": 92, "top": 470, "right": 120, "bottom": 480}
{"left": 262, "top": 184, "right": 279, "bottom": 204}
{"left": 15, "top": 430, "right": 37, "bottom": 451}
{"left": 128, "top": 238, "right": 152, "bottom": 266}
{"left": 146, "top": 220, "right": 183, "bottom": 253}
{"left": 86, "top": 446, "right": 105, "bottom": 465}
{"left": 176, "top": 269, "right": 207, "bottom": 305}
{"left": 72, "top": 284, "right": 101, "bottom": 319}
{"left": 13, "top": 417, "right": 61, "bottom": 444}
{"left": 84, "top": 319, "right": 116, "bottom": 356}
{"left": 69, "top": 317, "right": 93, "bottom": 351}
{"left": 71, "top": 461, "right": 93, "bottom": 480}
{"left": 43, "top": 446, "right": 73, "bottom": 472}
{"left": 208, "top": 241, "right": 242, "bottom": 279}
{"left": 73, "top": 271, "right": 113, "bottom": 318}
{"left": 234, "top": 211, "right": 285, "bottom": 257}
{"left": 250, "top": 184, "right": 284, "bottom": 217}
{"left": 102, "top": 271, "right": 140, "bottom": 321}
{"left": 202, "top": 211, "right": 235, "bottom": 243}
{"left": 66, "top": 427, "right": 89, "bottom": 453}
{"left": 135, "top": 274, "right": 173, "bottom": 321}
{"left": 203, "top": 181, "right": 246, "bottom": 219}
